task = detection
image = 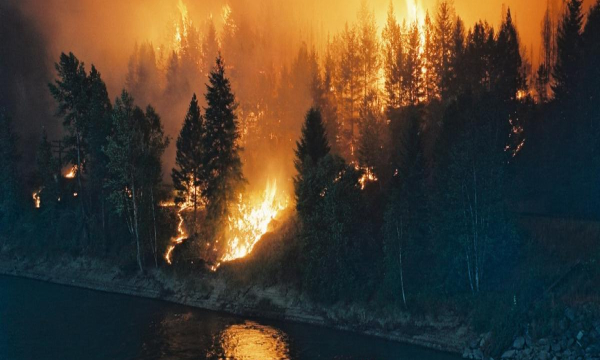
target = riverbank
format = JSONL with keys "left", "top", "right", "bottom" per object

{"left": 0, "top": 252, "right": 470, "bottom": 355}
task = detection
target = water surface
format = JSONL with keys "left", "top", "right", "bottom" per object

{"left": 0, "top": 275, "right": 460, "bottom": 360}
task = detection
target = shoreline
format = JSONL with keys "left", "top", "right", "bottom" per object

{"left": 0, "top": 254, "right": 469, "bottom": 355}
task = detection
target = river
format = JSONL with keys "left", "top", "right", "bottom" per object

{"left": 0, "top": 275, "right": 460, "bottom": 360}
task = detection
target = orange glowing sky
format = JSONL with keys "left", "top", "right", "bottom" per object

{"left": 17, "top": 0, "right": 596, "bottom": 98}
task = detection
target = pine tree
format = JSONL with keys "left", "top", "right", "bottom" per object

{"left": 382, "top": 0, "right": 403, "bottom": 110}
{"left": 357, "top": 0, "right": 380, "bottom": 105}
{"left": 495, "top": 9, "right": 524, "bottom": 102}
{"left": 553, "top": 0, "right": 584, "bottom": 101}
{"left": 537, "top": 0, "right": 556, "bottom": 102}
{"left": 404, "top": 21, "right": 422, "bottom": 105}
{"left": 338, "top": 23, "right": 361, "bottom": 159}
{"left": 357, "top": 103, "right": 385, "bottom": 183}
{"left": 448, "top": 17, "right": 466, "bottom": 98}
{"left": 294, "top": 107, "right": 331, "bottom": 175}
{"left": 105, "top": 91, "right": 169, "bottom": 271}
{"left": 172, "top": 94, "right": 205, "bottom": 219}
{"left": 294, "top": 107, "right": 331, "bottom": 216}
{"left": 49, "top": 52, "right": 112, "bottom": 244}
{"left": 202, "top": 19, "right": 219, "bottom": 78}
{"left": 433, "top": 1, "right": 455, "bottom": 100}
{"left": 202, "top": 54, "right": 245, "bottom": 252}
{"left": 322, "top": 46, "right": 341, "bottom": 153}
{"left": 423, "top": 12, "right": 438, "bottom": 102}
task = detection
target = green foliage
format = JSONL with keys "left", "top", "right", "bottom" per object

{"left": 298, "top": 154, "right": 374, "bottom": 303}
{"left": 104, "top": 91, "right": 169, "bottom": 271}
{"left": 294, "top": 107, "right": 331, "bottom": 218}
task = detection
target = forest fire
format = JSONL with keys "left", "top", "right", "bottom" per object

{"left": 64, "top": 165, "right": 77, "bottom": 179}
{"left": 164, "top": 179, "right": 289, "bottom": 266}
{"left": 32, "top": 189, "right": 41, "bottom": 209}
{"left": 221, "top": 180, "right": 289, "bottom": 262}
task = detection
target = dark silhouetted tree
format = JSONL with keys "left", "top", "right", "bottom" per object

{"left": 172, "top": 94, "right": 204, "bottom": 219}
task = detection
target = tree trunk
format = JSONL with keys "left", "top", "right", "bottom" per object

{"left": 131, "top": 177, "right": 143, "bottom": 273}
{"left": 151, "top": 188, "right": 158, "bottom": 269}
{"left": 396, "top": 220, "right": 407, "bottom": 309}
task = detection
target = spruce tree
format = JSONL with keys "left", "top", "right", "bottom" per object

{"left": 294, "top": 107, "right": 331, "bottom": 215}
{"left": 433, "top": 1, "right": 455, "bottom": 100}
{"left": 105, "top": 91, "right": 169, "bottom": 271}
{"left": 172, "top": 94, "right": 204, "bottom": 218}
{"left": 495, "top": 9, "right": 523, "bottom": 102}
{"left": 382, "top": 0, "right": 403, "bottom": 110}
{"left": 404, "top": 22, "right": 422, "bottom": 105}
{"left": 553, "top": 0, "right": 584, "bottom": 101}
{"left": 202, "top": 54, "right": 245, "bottom": 251}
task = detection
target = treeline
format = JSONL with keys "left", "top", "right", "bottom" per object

{"left": 243, "top": 0, "right": 600, "bottom": 315}
{"left": 0, "top": 52, "right": 243, "bottom": 273}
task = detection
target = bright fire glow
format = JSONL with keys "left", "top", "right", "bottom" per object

{"left": 163, "top": 179, "right": 288, "bottom": 266}
{"left": 33, "top": 189, "right": 41, "bottom": 209}
{"left": 173, "top": 0, "right": 190, "bottom": 53}
{"left": 355, "top": 164, "right": 378, "bottom": 190}
{"left": 163, "top": 178, "right": 198, "bottom": 265}
{"left": 64, "top": 165, "right": 77, "bottom": 179}
{"left": 221, "top": 180, "right": 289, "bottom": 262}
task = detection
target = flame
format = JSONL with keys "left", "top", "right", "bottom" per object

{"left": 163, "top": 178, "right": 288, "bottom": 266}
{"left": 64, "top": 165, "right": 77, "bottom": 179}
{"left": 358, "top": 166, "right": 378, "bottom": 190}
{"left": 221, "top": 179, "right": 289, "bottom": 262}
{"left": 173, "top": 0, "right": 190, "bottom": 53}
{"left": 33, "top": 189, "right": 41, "bottom": 209}
{"left": 405, "top": 0, "right": 426, "bottom": 26}
{"left": 164, "top": 177, "right": 200, "bottom": 265}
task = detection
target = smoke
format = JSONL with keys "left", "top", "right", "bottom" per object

{"left": 2, "top": 0, "right": 597, "bottom": 186}
{"left": 0, "top": 1, "right": 56, "bottom": 170}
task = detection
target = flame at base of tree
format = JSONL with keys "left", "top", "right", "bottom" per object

{"left": 221, "top": 180, "right": 289, "bottom": 262}
{"left": 163, "top": 179, "right": 289, "bottom": 266}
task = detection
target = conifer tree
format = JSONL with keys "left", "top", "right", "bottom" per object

{"left": 404, "top": 22, "right": 422, "bottom": 105}
{"left": 172, "top": 94, "right": 204, "bottom": 218}
{"left": 294, "top": 107, "right": 331, "bottom": 216}
{"left": 202, "top": 54, "right": 245, "bottom": 250}
{"left": 105, "top": 91, "right": 169, "bottom": 271}
{"left": 382, "top": 0, "right": 403, "bottom": 109}
{"left": 357, "top": 0, "right": 380, "bottom": 105}
{"left": 423, "top": 12, "right": 438, "bottom": 102}
{"left": 433, "top": 1, "right": 455, "bottom": 100}
{"left": 553, "top": 0, "right": 584, "bottom": 101}
{"left": 495, "top": 9, "right": 524, "bottom": 102}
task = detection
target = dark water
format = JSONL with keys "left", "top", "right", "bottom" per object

{"left": 0, "top": 275, "right": 459, "bottom": 360}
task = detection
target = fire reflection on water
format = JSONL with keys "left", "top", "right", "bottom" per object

{"left": 214, "top": 321, "right": 290, "bottom": 360}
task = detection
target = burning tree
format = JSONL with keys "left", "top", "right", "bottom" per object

{"left": 202, "top": 54, "right": 245, "bottom": 259}
{"left": 172, "top": 94, "right": 205, "bottom": 221}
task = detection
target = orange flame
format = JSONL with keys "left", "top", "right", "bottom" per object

{"left": 221, "top": 180, "right": 289, "bottom": 262}
{"left": 64, "top": 165, "right": 77, "bottom": 179}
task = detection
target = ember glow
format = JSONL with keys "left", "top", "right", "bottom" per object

{"left": 64, "top": 165, "right": 77, "bottom": 179}
{"left": 32, "top": 189, "right": 41, "bottom": 209}
{"left": 221, "top": 180, "right": 289, "bottom": 262}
